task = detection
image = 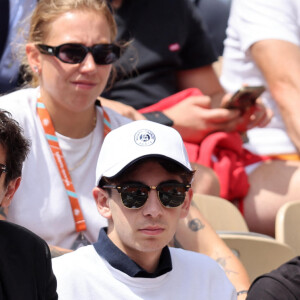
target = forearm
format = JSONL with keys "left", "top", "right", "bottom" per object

{"left": 99, "top": 97, "right": 146, "bottom": 121}
{"left": 176, "top": 65, "right": 225, "bottom": 108}
{"left": 173, "top": 204, "right": 250, "bottom": 293}
{"left": 49, "top": 245, "right": 73, "bottom": 258}
{"left": 272, "top": 83, "right": 300, "bottom": 152}
{"left": 251, "top": 40, "right": 300, "bottom": 152}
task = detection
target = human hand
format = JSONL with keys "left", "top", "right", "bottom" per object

{"left": 99, "top": 97, "right": 146, "bottom": 121}
{"left": 234, "top": 100, "right": 273, "bottom": 133}
{"left": 221, "top": 91, "right": 273, "bottom": 132}
{"left": 163, "top": 95, "right": 242, "bottom": 143}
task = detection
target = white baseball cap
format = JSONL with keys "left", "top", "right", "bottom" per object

{"left": 95, "top": 120, "right": 192, "bottom": 185}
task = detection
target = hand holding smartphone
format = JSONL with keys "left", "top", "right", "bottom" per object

{"left": 223, "top": 86, "right": 265, "bottom": 114}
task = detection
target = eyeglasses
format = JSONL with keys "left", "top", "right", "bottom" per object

{"left": 37, "top": 43, "right": 121, "bottom": 65}
{"left": 0, "top": 164, "right": 7, "bottom": 177}
{"left": 102, "top": 182, "right": 191, "bottom": 209}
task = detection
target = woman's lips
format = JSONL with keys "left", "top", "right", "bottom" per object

{"left": 72, "top": 81, "right": 96, "bottom": 89}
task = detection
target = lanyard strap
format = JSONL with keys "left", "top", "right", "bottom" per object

{"left": 36, "top": 98, "right": 111, "bottom": 232}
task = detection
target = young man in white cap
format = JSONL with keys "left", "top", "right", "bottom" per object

{"left": 52, "top": 120, "right": 236, "bottom": 299}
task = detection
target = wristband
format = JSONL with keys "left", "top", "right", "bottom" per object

{"left": 143, "top": 111, "right": 174, "bottom": 127}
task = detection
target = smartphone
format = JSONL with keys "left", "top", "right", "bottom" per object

{"left": 224, "top": 86, "right": 266, "bottom": 113}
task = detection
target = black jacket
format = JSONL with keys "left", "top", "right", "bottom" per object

{"left": 0, "top": 221, "right": 58, "bottom": 300}
{"left": 247, "top": 256, "right": 300, "bottom": 300}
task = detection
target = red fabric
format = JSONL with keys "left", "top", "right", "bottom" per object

{"left": 139, "top": 88, "right": 202, "bottom": 113}
{"left": 138, "top": 88, "right": 270, "bottom": 202}
{"left": 198, "top": 131, "right": 269, "bottom": 201}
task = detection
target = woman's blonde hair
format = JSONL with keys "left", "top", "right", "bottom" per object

{"left": 22, "top": 0, "right": 117, "bottom": 87}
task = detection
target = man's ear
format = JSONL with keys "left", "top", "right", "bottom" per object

{"left": 180, "top": 188, "right": 193, "bottom": 219}
{"left": 92, "top": 187, "right": 112, "bottom": 219}
{"left": 26, "top": 43, "right": 42, "bottom": 74}
{"left": 1, "top": 177, "right": 21, "bottom": 207}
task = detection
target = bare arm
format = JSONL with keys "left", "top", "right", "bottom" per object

{"left": 163, "top": 66, "right": 249, "bottom": 143}
{"left": 172, "top": 204, "right": 250, "bottom": 297}
{"left": 49, "top": 245, "right": 72, "bottom": 258}
{"left": 251, "top": 39, "right": 300, "bottom": 152}
{"left": 162, "top": 65, "right": 271, "bottom": 143}
{"left": 176, "top": 65, "right": 225, "bottom": 106}
{"left": 99, "top": 97, "right": 146, "bottom": 121}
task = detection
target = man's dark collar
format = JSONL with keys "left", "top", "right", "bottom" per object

{"left": 93, "top": 228, "right": 172, "bottom": 278}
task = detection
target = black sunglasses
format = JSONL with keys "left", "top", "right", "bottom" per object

{"left": 37, "top": 43, "right": 121, "bottom": 65}
{"left": 102, "top": 182, "right": 191, "bottom": 209}
{"left": 0, "top": 164, "right": 7, "bottom": 177}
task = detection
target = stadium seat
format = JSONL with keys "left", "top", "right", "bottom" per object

{"left": 192, "top": 194, "right": 249, "bottom": 232}
{"left": 275, "top": 201, "right": 300, "bottom": 254}
{"left": 220, "top": 233, "right": 296, "bottom": 282}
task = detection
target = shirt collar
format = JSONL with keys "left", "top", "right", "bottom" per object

{"left": 93, "top": 227, "right": 172, "bottom": 278}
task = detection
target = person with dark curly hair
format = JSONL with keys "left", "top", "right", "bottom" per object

{"left": 0, "top": 109, "right": 57, "bottom": 300}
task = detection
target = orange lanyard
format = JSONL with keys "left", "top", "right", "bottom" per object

{"left": 36, "top": 98, "right": 111, "bottom": 232}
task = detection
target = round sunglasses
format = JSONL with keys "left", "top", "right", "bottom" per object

{"left": 37, "top": 43, "right": 121, "bottom": 65}
{"left": 102, "top": 182, "right": 191, "bottom": 209}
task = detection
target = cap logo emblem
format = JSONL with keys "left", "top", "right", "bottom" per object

{"left": 134, "top": 129, "right": 156, "bottom": 146}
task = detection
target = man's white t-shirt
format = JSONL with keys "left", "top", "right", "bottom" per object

{"left": 221, "top": 0, "right": 300, "bottom": 155}
{"left": 52, "top": 246, "right": 236, "bottom": 300}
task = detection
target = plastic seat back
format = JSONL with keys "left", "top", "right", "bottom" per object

{"left": 192, "top": 194, "right": 249, "bottom": 232}
{"left": 275, "top": 201, "right": 300, "bottom": 254}
{"left": 220, "top": 233, "right": 296, "bottom": 282}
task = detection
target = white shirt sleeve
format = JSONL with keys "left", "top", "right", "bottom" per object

{"left": 229, "top": 0, "right": 300, "bottom": 52}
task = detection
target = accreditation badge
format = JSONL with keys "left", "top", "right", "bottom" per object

{"left": 71, "top": 232, "right": 91, "bottom": 250}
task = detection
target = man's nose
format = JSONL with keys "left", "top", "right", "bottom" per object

{"left": 142, "top": 189, "right": 163, "bottom": 218}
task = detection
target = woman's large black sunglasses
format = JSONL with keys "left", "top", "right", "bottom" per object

{"left": 37, "top": 43, "right": 121, "bottom": 65}
{"left": 102, "top": 182, "right": 191, "bottom": 209}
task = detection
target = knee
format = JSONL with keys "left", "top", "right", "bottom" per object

{"left": 190, "top": 163, "right": 220, "bottom": 196}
